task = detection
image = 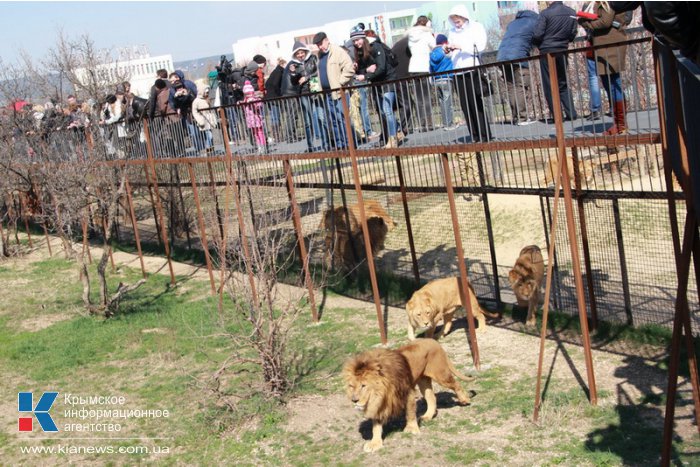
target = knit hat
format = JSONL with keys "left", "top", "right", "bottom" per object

{"left": 350, "top": 29, "right": 366, "bottom": 41}
{"left": 435, "top": 34, "right": 448, "bottom": 45}
{"left": 253, "top": 54, "right": 266, "bottom": 65}
{"left": 242, "top": 80, "right": 254, "bottom": 95}
{"left": 312, "top": 31, "right": 327, "bottom": 45}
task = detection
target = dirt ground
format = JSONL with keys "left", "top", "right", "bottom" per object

{"left": 4, "top": 235, "right": 698, "bottom": 465}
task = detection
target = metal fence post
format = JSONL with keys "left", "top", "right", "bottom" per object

{"left": 340, "top": 88, "right": 387, "bottom": 345}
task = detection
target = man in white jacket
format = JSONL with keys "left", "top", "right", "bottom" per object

{"left": 407, "top": 15, "right": 436, "bottom": 131}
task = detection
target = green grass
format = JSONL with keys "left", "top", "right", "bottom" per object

{"left": 0, "top": 254, "right": 696, "bottom": 465}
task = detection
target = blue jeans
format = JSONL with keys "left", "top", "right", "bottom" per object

{"left": 185, "top": 119, "right": 202, "bottom": 152}
{"left": 435, "top": 80, "right": 454, "bottom": 127}
{"left": 324, "top": 94, "right": 355, "bottom": 150}
{"left": 200, "top": 129, "right": 213, "bottom": 149}
{"left": 225, "top": 107, "right": 240, "bottom": 140}
{"left": 587, "top": 58, "right": 602, "bottom": 112}
{"left": 355, "top": 83, "right": 373, "bottom": 135}
{"left": 600, "top": 73, "right": 624, "bottom": 103}
{"left": 300, "top": 95, "right": 326, "bottom": 151}
{"left": 381, "top": 91, "right": 398, "bottom": 137}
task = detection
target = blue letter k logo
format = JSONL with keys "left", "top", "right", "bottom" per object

{"left": 18, "top": 392, "right": 58, "bottom": 432}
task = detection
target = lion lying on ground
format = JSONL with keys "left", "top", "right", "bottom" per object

{"left": 319, "top": 200, "right": 395, "bottom": 270}
{"left": 508, "top": 245, "right": 545, "bottom": 326}
{"left": 406, "top": 277, "right": 500, "bottom": 340}
{"left": 343, "top": 338, "right": 472, "bottom": 452}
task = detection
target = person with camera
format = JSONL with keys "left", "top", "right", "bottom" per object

{"left": 168, "top": 70, "right": 199, "bottom": 155}
{"left": 448, "top": 4, "right": 492, "bottom": 143}
{"left": 286, "top": 40, "right": 327, "bottom": 152}
{"left": 430, "top": 34, "right": 458, "bottom": 131}
{"left": 578, "top": 1, "right": 631, "bottom": 135}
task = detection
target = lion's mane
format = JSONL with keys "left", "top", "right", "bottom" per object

{"left": 342, "top": 348, "right": 413, "bottom": 424}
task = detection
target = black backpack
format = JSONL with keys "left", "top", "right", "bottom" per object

{"left": 376, "top": 41, "right": 399, "bottom": 68}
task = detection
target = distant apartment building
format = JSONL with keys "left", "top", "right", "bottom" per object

{"left": 230, "top": 2, "right": 507, "bottom": 66}
{"left": 231, "top": 8, "right": 417, "bottom": 66}
{"left": 75, "top": 47, "right": 173, "bottom": 98}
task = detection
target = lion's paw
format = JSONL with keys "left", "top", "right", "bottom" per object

{"left": 404, "top": 421, "right": 420, "bottom": 434}
{"left": 363, "top": 440, "right": 383, "bottom": 452}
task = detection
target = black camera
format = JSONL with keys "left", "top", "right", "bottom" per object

{"left": 216, "top": 55, "right": 234, "bottom": 81}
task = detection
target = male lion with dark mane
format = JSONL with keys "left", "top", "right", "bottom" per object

{"left": 319, "top": 200, "right": 394, "bottom": 270}
{"left": 508, "top": 245, "right": 545, "bottom": 326}
{"left": 343, "top": 338, "right": 472, "bottom": 452}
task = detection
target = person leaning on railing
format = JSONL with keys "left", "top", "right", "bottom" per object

{"left": 447, "top": 4, "right": 492, "bottom": 143}
{"left": 408, "top": 15, "right": 436, "bottom": 132}
{"left": 532, "top": 1, "right": 579, "bottom": 122}
{"left": 352, "top": 29, "right": 401, "bottom": 149}
{"left": 496, "top": 9, "right": 540, "bottom": 126}
{"left": 429, "top": 34, "right": 459, "bottom": 131}
{"left": 578, "top": 1, "right": 631, "bottom": 135}
{"left": 447, "top": 4, "right": 494, "bottom": 200}
{"left": 287, "top": 40, "right": 327, "bottom": 153}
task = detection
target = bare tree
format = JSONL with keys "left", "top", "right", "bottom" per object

{"left": 207, "top": 159, "right": 322, "bottom": 401}
{"left": 0, "top": 33, "right": 145, "bottom": 316}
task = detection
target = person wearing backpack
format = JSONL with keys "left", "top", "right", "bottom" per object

{"left": 408, "top": 15, "right": 436, "bottom": 131}
{"left": 168, "top": 70, "right": 199, "bottom": 154}
{"left": 353, "top": 29, "right": 400, "bottom": 148}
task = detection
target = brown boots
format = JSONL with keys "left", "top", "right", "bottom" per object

{"left": 603, "top": 101, "right": 627, "bottom": 136}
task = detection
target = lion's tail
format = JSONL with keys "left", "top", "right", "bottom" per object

{"left": 481, "top": 308, "right": 500, "bottom": 319}
{"left": 447, "top": 359, "right": 475, "bottom": 381}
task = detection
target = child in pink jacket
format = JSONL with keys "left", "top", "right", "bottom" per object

{"left": 240, "top": 81, "right": 266, "bottom": 154}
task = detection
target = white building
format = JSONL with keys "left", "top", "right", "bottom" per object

{"left": 231, "top": 8, "right": 417, "bottom": 66}
{"left": 75, "top": 50, "right": 174, "bottom": 98}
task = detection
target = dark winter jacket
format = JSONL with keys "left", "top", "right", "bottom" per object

{"left": 391, "top": 36, "right": 412, "bottom": 79}
{"left": 289, "top": 53, "right": 320, "bottom": 95}
{"left": 361, "top": 39, "right": 397, "bottom": 83}
{"left": 497, "top": 10, "right": 539, "bottom": 67}
{"left": 532, "top": 1, "right": 578, "bottom": 53}
{"left": 264, "top": 64, "right": 285, "bottom": 99}
{"left": 281, "top": 62, "right": 298, "bottom": 97}
{"left": 168, "top": 70, "right": 198, "bottom": 114}
{"left": 644, "top": 2, "right": 700, "bottom": 63}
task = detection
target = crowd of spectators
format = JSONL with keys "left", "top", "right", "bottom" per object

{"left": 5, "top": 1, "right": 699, "bottom": 161}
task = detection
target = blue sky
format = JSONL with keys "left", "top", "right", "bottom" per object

{"left": 0, "top": 1, "right": 425, "bottom": 64}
